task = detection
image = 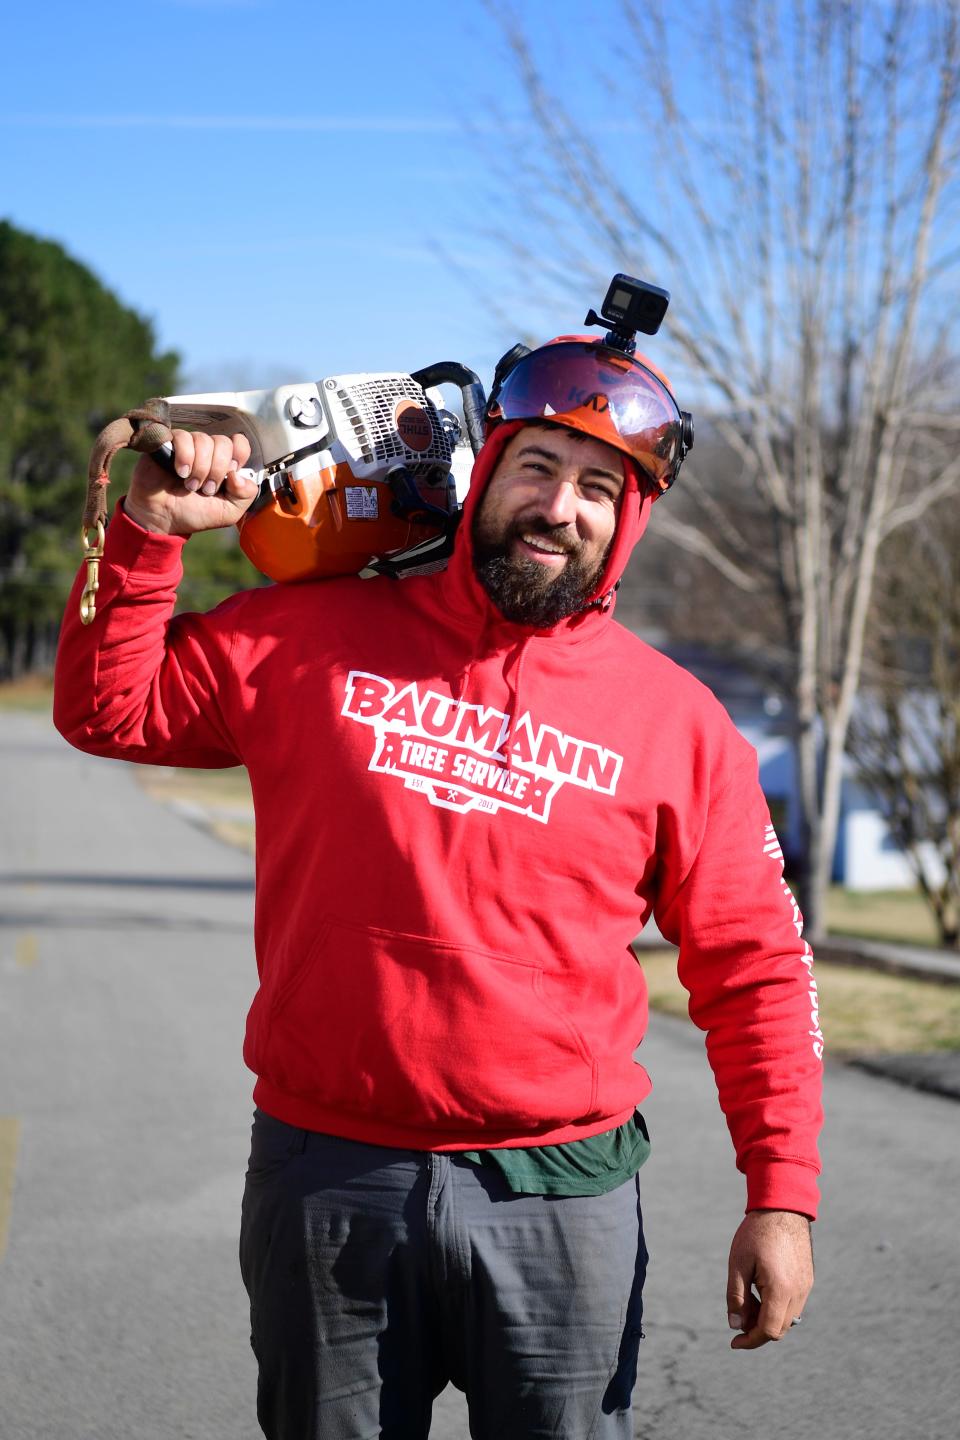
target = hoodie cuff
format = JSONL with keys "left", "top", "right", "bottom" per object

{"left": 104, "top": 497, "right": 189, "bottom": 571}
{"left": 745, "top": 1160, "right": 820, "bottom": 1220}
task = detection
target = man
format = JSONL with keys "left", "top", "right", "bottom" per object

{"left": 54, "top": 335, "right": 821, "bottom": 1439}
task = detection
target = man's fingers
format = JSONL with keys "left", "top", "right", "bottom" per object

{"left": 731, "top": 1324, "right": 775, "bottom": 1350}
{"left": 731, "top": 1281, "right": 807, "bottom": 1349}
{"left": 728, "top": 1292, "right": 758, "bottom": 1334}
{"left": 224, "top": 466, "right": 259, "bottom": 502}
{"left": 726, "top": 1209, "right": 814, "bottom": 1353}
{"left": 735, "top": 1284, "right": 791, "bottom": 1349}
{"left": 230, "top": 431, "right": 252, "bottom": 468}
{"left": 760, "top": 1282, "right": 793, "bottom": 1338}
{"left": 727, "top": 1274, "right": 759, "bottom": 1343}
{"left": 170, "top": 430, "right": 252, "bottom": 496}
{"left": 198, "top": 434, "right": 232, "bottom": 494}
{"left": 182, "top": 431, "right": 214, "bottom": 490}
{"left": 731, "top": 1308, "right": 803, "bottom": 1348}
{"left": 171, "top": 429, "right": 196, "bottom": 481}
{"left": 776, "top": 1300, "right": 807, "bottom": 1338}
{"left": 127, "top": 428, "right": 256, "bottom": 535}
{"left": 726, "top": 1248, "right": 752, "bottom": 1333}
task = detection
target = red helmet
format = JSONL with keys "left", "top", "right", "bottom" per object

{"left": 485, "top": 335, "right": 692, "bottom": 495}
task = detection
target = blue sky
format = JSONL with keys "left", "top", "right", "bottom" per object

{"left": 6, "top": 2, "right": 949, "bottom": 413}
{"left": 2, "top": 0, "right": 598, "bottom": 392}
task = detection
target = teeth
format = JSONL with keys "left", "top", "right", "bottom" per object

{"left": 522, "top": 534, "right": 566, "bottom": 555}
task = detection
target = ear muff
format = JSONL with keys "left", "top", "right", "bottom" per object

{"left": 489, "top": 343, "right": 532, "bottom": 408}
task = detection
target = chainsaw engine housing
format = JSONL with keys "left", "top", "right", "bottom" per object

{"left": 162, "top": 373, "right": 475, "bottom": 582}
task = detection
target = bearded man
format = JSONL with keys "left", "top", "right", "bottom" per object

{"left": 55, "top": 332, "right": 821, "bottom": 1440}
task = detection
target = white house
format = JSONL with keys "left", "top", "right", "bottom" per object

{"left": 652, "top": 641, "right": 926, "bottom": 892}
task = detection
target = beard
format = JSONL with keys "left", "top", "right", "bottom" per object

{"left": 472, "top": 514, "right": 611, "bottom": 627}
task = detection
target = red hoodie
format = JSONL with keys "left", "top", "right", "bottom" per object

{"left": 54, "top": 422, "right": 823, "bottom": 1217}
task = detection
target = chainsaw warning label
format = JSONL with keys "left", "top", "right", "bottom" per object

{"left": 341, "top": 671, "right": 622, "bottom": 822}
{"left": 345, "top": 487, "right": 379, "bottom": 519}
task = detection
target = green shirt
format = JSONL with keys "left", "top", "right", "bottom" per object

{"left": 461, "top": 1111, "right": 650, "bottom": 1196}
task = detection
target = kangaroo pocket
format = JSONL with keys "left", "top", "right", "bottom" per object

{"left": 257, "top": 918, "right": 598, "bottom": 1132}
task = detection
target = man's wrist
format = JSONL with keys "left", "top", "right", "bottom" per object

{"left": 121, "top": 495, "right": 179, "bottom": 536}
{"left": 745, "top": 1208, "right": 812, "bottom": 1226}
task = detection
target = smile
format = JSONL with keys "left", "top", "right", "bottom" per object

{"left": 519, "top": 533, "right": 570, "bottom": 560}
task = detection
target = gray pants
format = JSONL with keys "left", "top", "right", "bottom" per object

{"left": 239, "top": 1110, "right": 647, "bottom": 1439}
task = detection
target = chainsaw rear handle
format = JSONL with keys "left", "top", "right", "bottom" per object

{"left": 146, "top": 439, "right": 256, "bottom": 487}
{"left": 410, "top": 362, "right": 486, "bottom": 457}
{"left": 148, "top": 360, "right": 489, "bottom": 471}
{"left": 149, "top": 439, "right": 178, "bottom": 476}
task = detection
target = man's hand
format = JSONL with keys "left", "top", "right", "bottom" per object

{"left": 125, "top": 430, "right": 257, "bottom": 537}
{"left": 726, "top": 1209, "right": 813, "bottom": 1350}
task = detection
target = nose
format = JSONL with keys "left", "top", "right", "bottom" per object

{"left": 538, "top": 476, "right": 579, "bottom": 527}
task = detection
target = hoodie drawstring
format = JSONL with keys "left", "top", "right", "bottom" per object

{"left": 508, "top": 637, "right": 532, "bottom": 763}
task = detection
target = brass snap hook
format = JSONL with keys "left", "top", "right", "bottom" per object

{"left": 80, "top": 520, "right": 106, "bottom": 625}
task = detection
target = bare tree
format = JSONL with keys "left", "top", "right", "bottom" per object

{"left": 474, "top": 0, "right": 960, "bottom": 940}
{"left": 848, "top": 502, "right": 960, "bottom": 947}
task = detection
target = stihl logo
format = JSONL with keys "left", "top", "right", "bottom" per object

{"left": 341, "top": 671, "right": 623, "bottom": 823}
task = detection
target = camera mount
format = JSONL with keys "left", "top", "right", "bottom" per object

{"left": 585, "top": 275, "right": 671, "bottom": 353}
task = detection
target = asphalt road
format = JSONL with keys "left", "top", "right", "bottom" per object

{"left": 1, "top": 710, "right": 958, "bottom": 1440}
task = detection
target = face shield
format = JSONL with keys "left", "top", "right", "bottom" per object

{"left": 486, "top": 341, "right": 689, "bottom": 494}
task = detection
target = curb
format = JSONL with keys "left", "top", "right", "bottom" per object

{"left": 815, "top": 938, "right": 960, "bottom": 988}
{"left": 847, "top": 1052, "right": 960, "bottom": 1103}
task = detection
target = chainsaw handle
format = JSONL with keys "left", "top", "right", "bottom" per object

{"left": 149, "top": 439, "right": 178, "bottom": 476}
{"left": 410, "top": 362, "right": 487, "bottom": 457}
{"left": 460, "top": 381, "right": 487, "bottom": 457}
{"left": 146, "top": 439, "right": 261, "bottom": 495}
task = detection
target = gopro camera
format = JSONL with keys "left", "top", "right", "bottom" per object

{"left": 585, "top": 274, "right": 671, "bottom": 353}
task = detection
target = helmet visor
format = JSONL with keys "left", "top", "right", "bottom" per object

{"left": 487, "top": 342, "right": 683, "bottom": 491}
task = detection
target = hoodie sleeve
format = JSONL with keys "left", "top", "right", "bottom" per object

{"left": 54, "top": 501, "right": 242, "bottom": 768}
{"left": 654, "top": 747, "right": 824, "bottom": 1220}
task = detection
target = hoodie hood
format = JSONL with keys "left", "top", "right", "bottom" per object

{"left": 437, "top": 419, "right": 655, "bottom": 640}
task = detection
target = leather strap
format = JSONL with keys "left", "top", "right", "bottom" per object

{"left": 83, "top": 397, "right": 173, "bottom": 529}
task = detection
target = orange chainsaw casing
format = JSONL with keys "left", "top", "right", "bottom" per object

{"left": 236, "top": 462, "right": 445, "bottom": 582}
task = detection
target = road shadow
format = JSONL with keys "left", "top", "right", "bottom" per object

{"left": 0, "top": 871, "right": 254, "bottom": 934}
{"left": 0, "top": 871, "right": 253, "bottom": 892}
{"left": 0, "top": 906, "right": 251, "bottom": 934}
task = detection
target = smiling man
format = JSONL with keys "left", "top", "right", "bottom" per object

{"left": 472, "top": 426, "right": 623, "bottom": 626}
{"left": 54, "top": 326, "right": 822, "bottom": 1440}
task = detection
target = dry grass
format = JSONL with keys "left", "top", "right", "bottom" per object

{"left": 136, "top": 764, "right": 253, "bottom": 806}
{"left": 208, "top": 817, "right": 256, "bottom": 855}
{"left": 825, "top": 886, "right": 941, "bottom": 948}
{"left": 637, "top": 948, "right": 960, "bottom": 1055}
{"left": 0, "top": 675, "right": 53, "bottom": 712}
{"left": 136, "top": 765, "right": 256, "bottom": 854}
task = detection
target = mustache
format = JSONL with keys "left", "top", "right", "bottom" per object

{"left": 507, "top": 516, "right": 579, "bottom": 556}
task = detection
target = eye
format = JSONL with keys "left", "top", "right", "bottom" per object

{"left": 584, "top": 480, "right": 618, "bottom": 503}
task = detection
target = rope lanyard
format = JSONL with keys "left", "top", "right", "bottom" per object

{"left": 80, "top": 398, "right": 172, "bottom": 624}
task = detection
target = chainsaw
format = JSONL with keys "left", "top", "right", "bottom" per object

{"left": 79, "top": 273, "right": 691, "bottom": 625}
{"left": 80, "top": 362, "right": 486, "bottom": 622}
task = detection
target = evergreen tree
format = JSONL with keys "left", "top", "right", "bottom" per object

{"left": 0, "top": 222, "right": 261, "bottom": 678}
